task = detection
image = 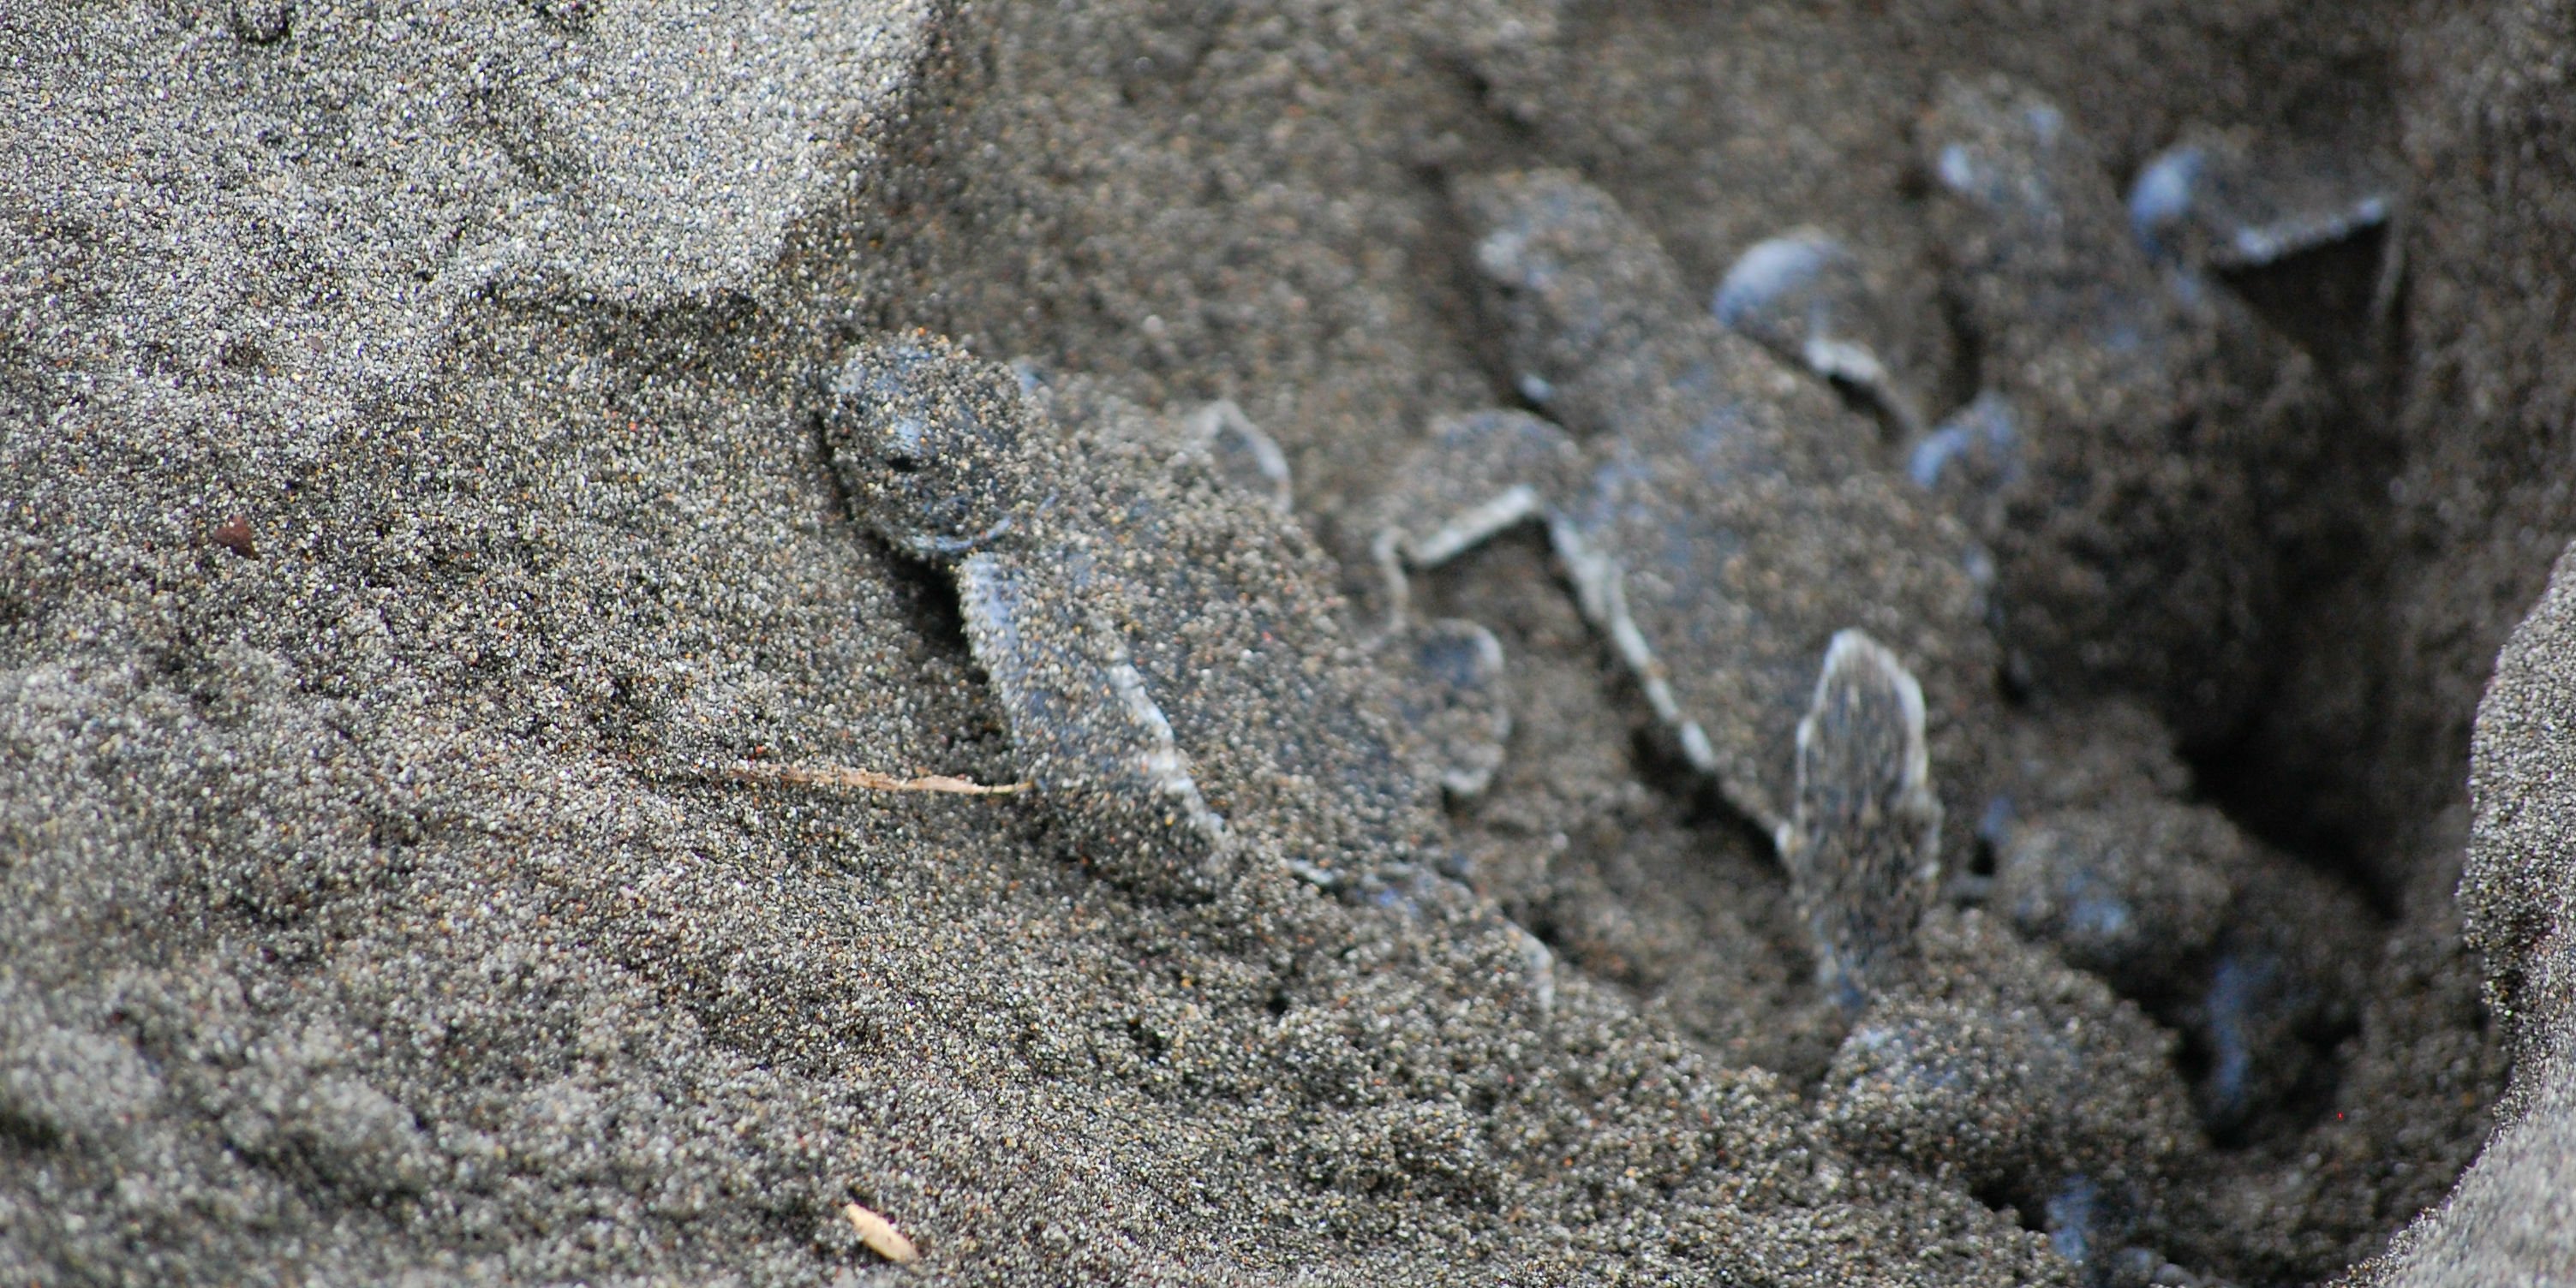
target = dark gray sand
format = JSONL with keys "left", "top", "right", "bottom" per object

{"left": 3, "top": 0, "right": 2573, "bottom": 1283}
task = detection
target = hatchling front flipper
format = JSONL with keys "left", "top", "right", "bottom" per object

{"left": 2127, "top": 128, "right": 2399, "bottom": 274}
{"left": 1712, "top": 230, "right": 1930, "bottom": 442}
{"left": 1365, "top": 408, "right": 1589, "bottom": 606}
{"left": 951, "top": 554, "right": 1235, "bottom": 897}
{"left": 1778, "top": 629, "right": 1943, "bottom": 1010}
{"left": 1361, "top": 408, "right": 1585, "bottom": 800}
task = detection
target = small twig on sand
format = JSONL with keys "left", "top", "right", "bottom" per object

{"left": 844, "top": 1201, "right": 922, "bottom": 1263}
{"left": 724, "top": 760, "right": 1030, "bottom": 796}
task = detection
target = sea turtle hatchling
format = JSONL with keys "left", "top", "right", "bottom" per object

{"left": 1913, "top": 74, "right": 2367, "bottom": 741}
{"left": 812, "top": 334, "right": 1508, "bottom": 899}
{"left": 1710, "top": 78, "right": 2391, "bottom": 747}
{"left": 1366, "top": 168, "right": 2003, "bottom": 859}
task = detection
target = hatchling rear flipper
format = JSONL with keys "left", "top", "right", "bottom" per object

{"left": 1779, "top": 629, "right": 1944, "bottom": 1009}
{"left": 954, "top": 554, "right": 1234, "bottom": 898}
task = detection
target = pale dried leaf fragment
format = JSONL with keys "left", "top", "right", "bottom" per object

{"left": 727, "top": 760, "right": 1029, "bottom": 796}
{"left": 845, "top": 1201, "right": 921, "bottom": 1263}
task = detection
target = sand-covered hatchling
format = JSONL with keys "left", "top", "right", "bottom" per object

{"left": 1914, "top": 74, "right": 2388, "bottom": 742}
{"left": 1366, "top": 168, "right": 2002, "bottom": 856}
{"left": 1904, "top": 75, "right": 2393, "bottom": 1131}
{"left": 812, "top": 335, "right": 1506, "bottom": 899}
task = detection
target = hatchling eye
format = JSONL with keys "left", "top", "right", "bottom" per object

{"left": 884, "top": 450, "right": 923, "bottom": 474}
